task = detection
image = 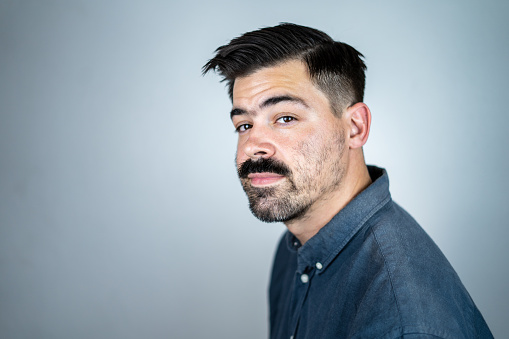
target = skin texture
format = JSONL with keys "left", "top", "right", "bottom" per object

{"left": 232, "top": 59, "right": 372, "bottom": 244}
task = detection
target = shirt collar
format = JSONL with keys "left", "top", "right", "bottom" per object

{"left": 285, "top": 166, "right": 392, "bottom": 274}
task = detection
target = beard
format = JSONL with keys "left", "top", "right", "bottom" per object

{"left": 238, "top": 159, "right": 307, "bottom": 222}
{"left": 237, "top": 130, "right": 346, "bottom": 223}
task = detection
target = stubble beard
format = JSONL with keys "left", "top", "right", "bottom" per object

{"left": 241, "top": 176, "right": 306, "bottom": 222}
{"left": 238, "top": 130, "right": 346, "bottom": 223}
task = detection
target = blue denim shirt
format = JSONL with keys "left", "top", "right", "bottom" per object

{"left": 269, "top": 166, "right": 492, "bottom": 338}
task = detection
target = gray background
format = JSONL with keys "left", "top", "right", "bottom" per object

{"left": 1, "top": 0, "right": 507, "bottom": 338}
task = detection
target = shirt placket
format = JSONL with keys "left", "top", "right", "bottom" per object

{"left": 289, "top": 267, "right": 314, "bottom": 339}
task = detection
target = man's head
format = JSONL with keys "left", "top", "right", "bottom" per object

{"left": 203, "top": 24, "right": 371, "bottom": 227}
{"left": 202, "top": 23, "right": 366, "bottom": 116}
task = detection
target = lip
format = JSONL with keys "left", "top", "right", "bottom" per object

{"left": 247, "top": 172, "right": 285, "bottom": 186}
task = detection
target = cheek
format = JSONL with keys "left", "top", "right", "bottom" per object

{"left": 235, "top": 147, "right": 247, "bottom": 167}
{"left": 289, "top": 136, "right": 323, "bottom": 177}
{"left": 292, "top": 131, "right": 324, "bottom": 158}
{"left": 292, "top": 129, "right": 345, "bottom": 173}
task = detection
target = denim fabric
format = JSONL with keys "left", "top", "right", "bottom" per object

{"left": 269, "top": 166, "right": 493, "bottom": 339}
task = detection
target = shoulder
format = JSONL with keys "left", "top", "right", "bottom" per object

{"left": 269, "top": 232, "right": 297, "bottom": 296}
{"left": 362, "top": 200, "right": 488, "bottom": 337}
{"left": 271, "top": 231, "right": 297, "bottom": 273}
{"left": 268, "top": 232, "right": 298, "bottom": 329}
{"left": 370, "top": 200, "right": 452, "bottom": 274}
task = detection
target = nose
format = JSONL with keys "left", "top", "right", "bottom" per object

{"left": 241, "top": 125, "right": 276, "bottom": 160}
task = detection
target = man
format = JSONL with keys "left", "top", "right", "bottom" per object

{"left": 203, "top": 23, "right": 492, "bottom": 338}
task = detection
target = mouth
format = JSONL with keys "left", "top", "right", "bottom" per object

{"left": 247, "top": 172, "right": 286, "bottom": 186}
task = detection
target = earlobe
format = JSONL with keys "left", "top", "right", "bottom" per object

{"left": 347, "top": 102, "right": 371, "bottom": 149}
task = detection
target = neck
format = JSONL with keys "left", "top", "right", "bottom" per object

{"left": 285, "top": 154, "right": 371, "bottom": 245}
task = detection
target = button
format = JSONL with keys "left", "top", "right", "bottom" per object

{"left": 293, "top": 241, "right": 299, "bottom": 247}
{"left": 316, "top": 262, "right": 323, "bottom": 270}
{"left": 300, "top": 274, "right": 309, "bottom": 283}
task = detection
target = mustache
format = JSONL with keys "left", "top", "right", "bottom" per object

{"left": 238, "top": 158, "right": 291, "bottom": 179}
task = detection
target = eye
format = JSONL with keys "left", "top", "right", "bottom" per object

{"left": 235, "top": 123, "right": 252, "bottom": 133}
{"left": 276, "top": 116, "right": 296, "bottom": 124}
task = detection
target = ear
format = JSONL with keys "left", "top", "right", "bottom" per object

{"left": 345, "top": 102, "right": 371, "bottom": 149}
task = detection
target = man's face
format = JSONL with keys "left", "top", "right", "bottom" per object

{"left": 231, "top": 60, "right": 348, "bottom": 223}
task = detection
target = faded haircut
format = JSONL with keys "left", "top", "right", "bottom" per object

{"left": 202, "top": 23, "right": 367, "bottom": 116}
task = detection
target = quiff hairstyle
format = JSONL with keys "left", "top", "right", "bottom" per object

{"left": 202, "top": 23, "right": 367, "bottom": 116}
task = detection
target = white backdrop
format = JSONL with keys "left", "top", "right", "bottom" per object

{"left": 1, "top": 1, "right": 507, "bottom": 338}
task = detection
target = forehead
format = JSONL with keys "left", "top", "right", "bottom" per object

{"left": 232, "top": 60, "right": 326, "bottom": 108}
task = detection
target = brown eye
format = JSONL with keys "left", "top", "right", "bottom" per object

{"left": 277, "top": 116, "right": 295, "bottom": 124}
{"left": 236, "top": 124, "right": 252, "bottom": 133}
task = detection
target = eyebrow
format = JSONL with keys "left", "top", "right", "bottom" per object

{"left": 230, "top": 95, "right": 308, "bottom": 119}
{"left": 230, "top": 107, "right": 247, "bottom": 119}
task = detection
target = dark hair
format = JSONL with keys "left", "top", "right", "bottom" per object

{"left": 202, "top": 23, "right": 367, "bottom": 115}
